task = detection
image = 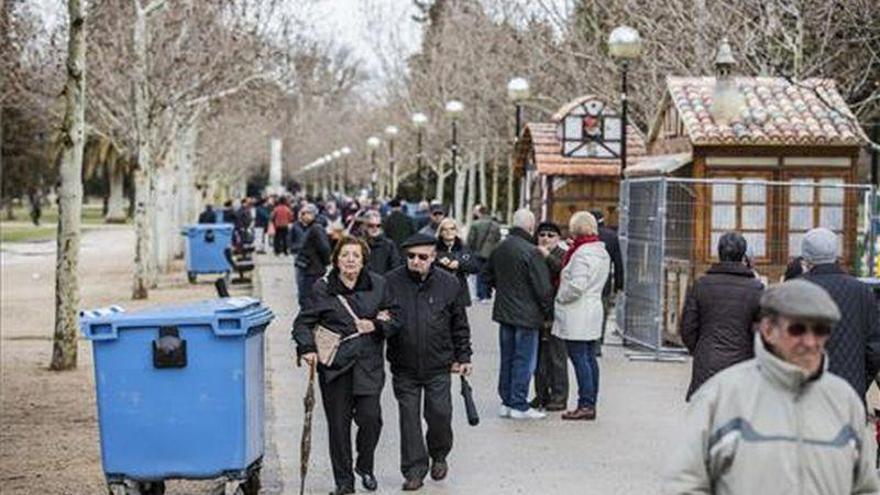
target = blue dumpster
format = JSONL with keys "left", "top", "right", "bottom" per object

{"left": 182, "top": 224, "right": 233, "bottom": 283}
{"left": 80, "top": 297, "right": 274, "bottom": 494}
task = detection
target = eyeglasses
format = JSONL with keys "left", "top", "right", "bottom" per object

{"left": 366, "top": 223, "right": 381, "bottom": 228}
{"left": 431, "top": 211, "right": 444, "bottom": 216}
{"left": 537, "top": 232, "right": 558, "bottom": 238}
{"left": 407, "top": 252, "right": 431, "bottom": 261}
{"left": 785, "top": 321, "right": 832, "bottom": 338}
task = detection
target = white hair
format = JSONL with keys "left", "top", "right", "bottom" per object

{"left": 512, "top": 208, "right": 535, "bottom": 232}
{"left": 569, "top": 211, "right": 598, "bottom": 236}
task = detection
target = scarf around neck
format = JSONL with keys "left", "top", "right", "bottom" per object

{"left": 562, "top": 235, "right": 599, "bottom": 268}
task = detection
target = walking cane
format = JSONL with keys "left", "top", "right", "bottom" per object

{"left": 300, "top": 360, "right": 316, "bottom": 495}
{"left": 460, "top": 376, "right": 480, "bottom": 426}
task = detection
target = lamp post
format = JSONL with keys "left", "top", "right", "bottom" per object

{"left": 445, "top": 100, "right": 463, "bottom": 203}
{"left": 507, "top": 77, "right": 530, "bottom": 210}
{"left": 608, "top": 25, "right": 642, "bottom": 178}
{"left": 385, "top": 125, "right": 399, "bottom": 198}
{"left": 367, "top": 136, "right": 381, "bottom": 199}
{"left": 332, "top": 150, "right": 343, "bottom": 195}
{"left": 340, "top": 147, "right": 351, "bottom": 196}
{"left": 411, "top": 112, "right": 428, "bottom": 200}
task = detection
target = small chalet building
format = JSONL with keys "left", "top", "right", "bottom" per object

{"left": 514, "top": 94, "right": 646, "bottom": 228}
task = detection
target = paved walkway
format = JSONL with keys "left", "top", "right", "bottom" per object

{"left": 258, "top": 254, "right": 693, "bottom": 494}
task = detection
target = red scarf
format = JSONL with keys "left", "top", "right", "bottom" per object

{"left": 562, "top": 235, "right": 599, "bottom": 268}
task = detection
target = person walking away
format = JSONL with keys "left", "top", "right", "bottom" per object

{"left": 198, "top": 204, "right": 216, "bottom": 224}
{"left": 483, "top": 208, "right": 553, "bottom": 420}
{"left": 551, "top": 212, "right": 609, "bottom": 420}
{"left": 270, "top": 197, "right": 294, "bottom": 256}
{"left": 466, "top": 205, "right": 502, "bottom": 302}
{"left": 800, "top": 227, "right": 880, "bottom": 399}
{"left": 293, "top": 236, "right": 402, "bottom": 495}
{"left": 413, "top": 201, "right": 431, "bottom": 231}
{"left": 254, "top": 199, "right": 270, "bottom": 253}
{"left": 434, "top": 218, "right": 479, "bottom": 307}
{"left": 296, "top": 204, "right": 332, "bottom": 307}
{"left": 531, "top": 221, "right": 568, "bottom": 411}
{"left": 679, "top": 232, "right": 764, "bottom": 400}
{"left": 590, "top": 210, "right": 624, "bottom": 355}
{"left": 664, "top": 279, "right": 879, "bottom": 494}
{"left": 385, "top": 233, "right": 473, "bottom": 491}
{"left": 383, "top": 199, "right": 415, "bottom": 248}
{"left": 418, "top": 205, "right": 446, "bottom": 236}
{"left": 361, "top": 210, "right": 403, "bottom": 275}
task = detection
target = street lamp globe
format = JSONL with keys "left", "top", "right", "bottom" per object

{"left": 341, "top": 147, "right": 351, "bottom": 155}
{"left": 507, "top": 77, "right": 530, "bottom": 102}
{"left": 411, "top": 112, "right": 428, "bottom": 127}
{"left": 445, "top": 100, "right": 464, "bottom": 119}
{"left": 323, "top": 154, "right": 333, "bottom": 163}
{"left": 332, "top": 150, "right": 342, "bottom": 159}
{"left": 384, "top": 125, "right": 399, "bottom": 137}
{"left": 608, "top": 26, "right": 643, "bottom": 60}
{"left": 366, "top": 136, "right": 381, "bottom": 149}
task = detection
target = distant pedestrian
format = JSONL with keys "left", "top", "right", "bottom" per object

{"left": 270, "top": 198, "right": 294, "bottom": 256}
{"left": 466, "top": 205, "right": 502, "bottom": 302}
{"left": 664, "top": 279, "right": 879, "bottom": 494}
{"left": 418, "top": 204, "right": 445, "bottom": 236}
{"left": 383, "top": 198, "right": 415, "bottom": 247}
{"left": 679, "top": 232, "right": 764, "bottom": 400}
{"left": 292, "top": 236, "right": 401, "bottom": 495}
{"left": 295, "top": 204, "right": 332, "bottom": 307}
{"left": 197, "top": 204, "right": 216, "bottom": 224}
{"left": 434, "top": 218, "right": 479, "bottom": 307}
{"left": 483, "top": 208, "right": 553, "bottom": 420}
{"left": 361, "top": 211, "right": 402, "bottom": 275}
{"left": 530, "top": 221, "right": 568, "bottom": 411}
{"left": 254, "top": 199, "right": 270, "bottom": 253}
{"left": 782, "top": 255, "right": 806, "bottom": 281}
{"left": 413, "top": 201, "right": 431, "bottom": 231}
{"left": 800, "top": 227, "right": 880, "bottom": 399}
{"left": 590, "top": 209, "right": 623, "bottom": 355}
{"left": 552, "top": 212, "right": 609, "bottom": 420}
{"left": 385, "top": 233, "right": 472, "bottom": 491}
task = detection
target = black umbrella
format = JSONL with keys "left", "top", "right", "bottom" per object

{"left": 300, "top": 361, "right": 317, "bottom": 495}
{"left": 460, "top": 375, "right": 479, "bottom": 426}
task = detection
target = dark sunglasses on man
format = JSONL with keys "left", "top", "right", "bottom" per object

{"left": 784, "top": 321, "right": 832, "bottom": 338}
{"left": 407, "top": 252, "right": 431, "bottom": 261}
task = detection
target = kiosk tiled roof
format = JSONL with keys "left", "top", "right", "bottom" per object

{"left": 664, "top": 76, "right": 865, "bottom": 146}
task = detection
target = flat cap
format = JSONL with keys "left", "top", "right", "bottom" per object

{"left": 400, "top": 233, "right": 438, "bottom": 249}
{"left": 760, "top": 279, "right": 840, "bottom": 323}
{"left": 801, "top": 228, "right": 839, "bottom": 265}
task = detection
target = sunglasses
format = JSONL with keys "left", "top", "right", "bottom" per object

{"left": 785, "top": 321, "right": 832, "bottom": 338}
{"left": 407, "top": 252, "right": 431, "bottom": 261}
{"left": 537, "top": 232, "right": 558, "bottom": 238}
{"left": 431, "top": 211, "right": 444, "bottom": 216}
{"left": 366, "top": 223, "right": 381, "bottom": 228}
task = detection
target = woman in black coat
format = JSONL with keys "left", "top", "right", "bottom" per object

{"left": 434, "top": 218, "right": 480, "bottom": 306}
{"left": 293, "top": 236, "right": 401, "bottom": 495}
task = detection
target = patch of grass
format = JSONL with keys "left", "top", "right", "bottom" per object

{"left": 0, "top": 225, "right": 95, "bottom": 243}
{"left": 4, "top": 204, "right": 114, "bottom": 225}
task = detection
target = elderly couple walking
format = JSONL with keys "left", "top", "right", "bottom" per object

{"left": 290, "top": 232, "right": 473, "bottom": 494}
{"left": 483, "top": 208, "right": 610, "bottom": 421}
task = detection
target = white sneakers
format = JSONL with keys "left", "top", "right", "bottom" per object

{"left": 499, "top": 404, "right": 546, "bottom": 420}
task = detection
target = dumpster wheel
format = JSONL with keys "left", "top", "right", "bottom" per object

{"left": 235, "top": 466, "right": 261, "bottom": 495}
{"left": 108, "top": 480, "right": 165, "bottom": 495}
{"left": 187, "top": 272, "right": 197, "bottom": 284}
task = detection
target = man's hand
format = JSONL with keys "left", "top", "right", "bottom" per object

{"left": 356, "top": 319, "right": 376, "bottom": 334}
{"left": 376, "top": 310, "right": 391, "bottom": 322}
{"left": 300, "top": 352, "right": 318, "bottom": 367}
{"left": 451, "top": 362, "right": 473, "bottom": 376}
{"left": 447, "top": 260, "right": 460, "bottom": 270}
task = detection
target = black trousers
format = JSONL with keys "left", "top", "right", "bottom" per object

{"left": 273, "top": 225, "right": 289, "bottom": 255}
{"left": 392, "top": 373, "right": 453, "bottom": 480}
{"left": 533, "top": 330, "right": 569, "bottom": 406}
{"left": 319, "top": 369, "right": 383, "bottom": 490}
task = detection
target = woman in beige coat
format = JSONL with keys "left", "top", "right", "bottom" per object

{"left": 552, "top": 211, "right": 610, "bottom": 420}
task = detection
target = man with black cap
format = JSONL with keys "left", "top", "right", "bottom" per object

{"left": 665, "top": 279, "right": 879, "bottom": 494}
{"left": 384, "top": 233, "right": 473, "bottom": 491}
{"left": 800, "top": 227, "right": 880, "bottom": 399}
{"left": 418, "top": 204, "right": 446, "bottom": 236}
{"left": 383, "top": 198, "right": 415, "bottom": 248}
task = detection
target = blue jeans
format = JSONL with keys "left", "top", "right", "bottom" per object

{"left": 475, "top": 259, "right": 492, "bottom": 300}
{"left": 296, "top": 269, "right": 320, "bottom": 308}
{"left": 564, "top": 340, "right": 600, "bottom": 408}
{"left": 498, "top": 324, "right": 540, "bottom": 411}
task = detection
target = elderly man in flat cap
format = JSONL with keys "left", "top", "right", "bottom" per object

{"left": 664, "top": 279, "right": 879, "bottom": 494}
{"left": 799, "top": 227, "right": 880, "bottom": 400}
{"left": 384, "top": 233, "right": 473, "bottom": 491}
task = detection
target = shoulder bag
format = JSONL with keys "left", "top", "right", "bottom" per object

{"left": 314, "top": 294, "right": 362, "bottom": 366}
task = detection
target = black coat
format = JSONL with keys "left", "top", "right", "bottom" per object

{"left": 803, "top": 264, "right": 880, "bottom": 398}
{"left": 482, "top": 227, "right": 553, "bottom": 329}
{"left": 385, "top": 266, "right": 472, "bottom": 377}
{"left": 292, "top": 269, "right": 402, "bottom": 395}
{"left": 435, "top": 237, "right": 479, "bottom": 306}
{"left": 383, "top": 210, "right": 415, "bottom": 247}
{"left": 680, "top": 261, "right": 764, "bottom": 400}
{"left": 198, "top": 209, "right": 216, "bottom": 224}
{"left": 366, "top": 234, "right": 402, "bottom": 275}
{"left": 598, "top": 225, "right": 624, "bottom": 295}
{"left": 297, "top": 222, "right": 331, "bottom": 276}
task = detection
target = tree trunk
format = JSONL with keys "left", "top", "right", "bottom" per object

{"left": 506, "top": 156, "right": 515, "bottom": 224}
{"left": 435, "top": 160, "right": 445, "bottom": 203}
{"left": 132, "top": 1, "right": 152, "bottom": 299}
{"left": 51, "top": 0, "right": 86, "bottom": 371}
{"left": 491, "top": 155, "right": 499, "bottom": 215}
{"left": 153, "top": 164, "right": 175, "bottom": 272}
{"left": 105, "top": 159, "right": 127, "bottom": 222}
{"left": 479, "top": 148, "right": 487, "bottom": 208}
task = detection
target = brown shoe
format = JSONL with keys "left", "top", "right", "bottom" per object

{"left": 402, "top": 478, "right": 424, "bottom": 491}
{"left": 561, "top": 406, "right": 596, "bottom": 421}
{"left": 430, "top": 459, "right": 448, "bottom": 481}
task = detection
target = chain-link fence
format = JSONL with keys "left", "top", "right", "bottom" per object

{"left": 619, "top": 177, "right": 879, "bottom": 352}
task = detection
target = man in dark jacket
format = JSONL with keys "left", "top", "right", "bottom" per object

{"left": 386, "top": 233, "right": 472, "bottom": 491}
{"left": 680, "top": 232, "right": 764, "bottom": 400}
{"left": 591, "top": 210, "right": 624, "bottom": 354}
{"left": 466, "top": 205, "right": 502, "bottom": 302}
{"left": 296, "top": 204, "right": 332, "bottom": 307}
{"left": 361, "top": 211, "right": 402, "bottom": 275}
{"left": 483, "top": 208, "right": 553, "bottom": 420}
{"left": 383, "top": 199, "right": 415, "bottom": 247}
{"left": 801, "top": 227, "right": 880, "bottom": 399}
{"left": 418, "top": 204, "right": 446, "bottom": 236}
{"left": 198, "top": 204, "right": 216, "bottom": 224}
{"left": 531, "top": 221, "right": 568, "bottom": 411}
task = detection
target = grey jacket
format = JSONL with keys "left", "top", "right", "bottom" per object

{"left": 664, "top": 333, "right": 879, "bottom": 495}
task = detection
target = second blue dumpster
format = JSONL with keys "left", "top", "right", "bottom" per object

{"left": 182, "top": 224, "right": 234, "bottom": 283}
{"left": 80, "top": 297, "right": 273, "bottom": 494}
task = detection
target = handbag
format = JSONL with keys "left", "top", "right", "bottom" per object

{"left": 314, "top": 295, "right": 362, "bottom": 367}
